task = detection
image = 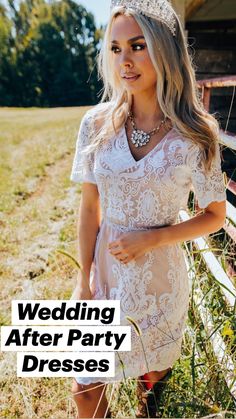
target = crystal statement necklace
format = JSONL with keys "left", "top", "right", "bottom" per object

{"left": 127, "top": 110, "right": 167, "bottom": 148}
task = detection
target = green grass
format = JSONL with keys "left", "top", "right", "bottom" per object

{"left": 0, "top": 107, "right": 235, "bottom": 418}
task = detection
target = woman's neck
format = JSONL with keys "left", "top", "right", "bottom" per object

{"left": 131, "top": 92, "right": 164, "bottom": 124}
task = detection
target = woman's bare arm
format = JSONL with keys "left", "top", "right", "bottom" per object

{"left": 77, "top": 183, "right": 101, "bottom": 276}
{"left": 72, "top": 183, "right": 100, "bottom": 299}
{"left": 151, "top": 200, "right": 226, "bottom": 248}
{"left": 108, "top": 200, "right": 226, "bottom": 263}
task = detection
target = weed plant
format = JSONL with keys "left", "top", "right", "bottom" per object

{"left": 0, "top": 108, "right": 235, "bottom": 418}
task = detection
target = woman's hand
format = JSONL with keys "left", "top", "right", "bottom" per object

{"left": 108, "top": 230, "right": 153, "bottom": 264}
{"left": 71, "top": 271, "right": 92, "bottom": 300}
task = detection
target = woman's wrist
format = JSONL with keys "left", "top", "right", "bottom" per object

{"left": 145, "top": 226, "right": 170, "bottom": 250}
{"left": 78, "top": 269, "right": 90, "bottom": 283}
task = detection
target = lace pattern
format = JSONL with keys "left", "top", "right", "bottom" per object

{"left": 71, "top": 106, "right": 226, "bottom": 385}
{"left": 70, "top": 111, "right": 97, "bottom": 184}
{"left": 187, "top": 142, "right": 226, "bottom": 209}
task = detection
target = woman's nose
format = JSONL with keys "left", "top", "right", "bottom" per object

{"left": 119, "top": 52, "right": 133, "bottom": 68}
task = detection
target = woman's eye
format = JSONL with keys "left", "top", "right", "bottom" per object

{"left": 132, "top": 44, "right": 145, "bottom": 51}
{"left": 111, "top": 46, "right": 120, "bottom": 53}
{"left": 110, "top": 44, "right": 146, "bottom": 54}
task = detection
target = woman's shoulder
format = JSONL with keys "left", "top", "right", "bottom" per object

{"left": 83, "top": 101, "right": 113, "bottom": 132}
{"left": 170, "top": 126, "right": 196, "bottom": 149}
{"left": 168, "top": 127, "right": 207, "bottom": 167}
{"left": 85, "top": 101, "right": 113, "bottom": 119}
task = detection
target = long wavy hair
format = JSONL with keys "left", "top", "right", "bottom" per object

{"left": 88, "top": 5, "right": 221, "bottom": 172}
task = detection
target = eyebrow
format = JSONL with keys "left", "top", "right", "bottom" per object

{"left": 111, "top": 36, "right": 145, "bottom": 44}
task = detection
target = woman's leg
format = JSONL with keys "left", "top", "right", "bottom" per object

{"left": 136, "top": 368, "right": 172, "bottom": 417}
{"left": 142, "top": 367, "right": 172, "bottom": 389}
{"left": 72, "top": 379, "right": 109, "bottom": 418}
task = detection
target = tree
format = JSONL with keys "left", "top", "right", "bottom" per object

{"left": 0, "top": 0, "right": 103, "bottom": 106}
{"left": 0, "top": 3, "right": 15, "bottom": 105}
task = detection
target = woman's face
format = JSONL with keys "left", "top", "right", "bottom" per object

{"left": 110, "top": 14, "right": 157, "bottom": 94}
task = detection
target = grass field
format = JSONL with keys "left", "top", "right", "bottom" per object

{"left": 0, "top": 107, "right": 235, "bottom": 418}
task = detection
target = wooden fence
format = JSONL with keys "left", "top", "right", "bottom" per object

{"left": 182, "top": 75, "right": 236, "bottom": 402}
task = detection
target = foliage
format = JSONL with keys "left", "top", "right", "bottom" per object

{"left": 0, "top": 107, "right": 235, "bottom": 418}
{"left": 0, "top": 0, "right": 103, "bottom": 106}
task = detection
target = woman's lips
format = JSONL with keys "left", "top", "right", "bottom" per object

{"left": 122, "top": 75, "right": 141, "bottom": 82}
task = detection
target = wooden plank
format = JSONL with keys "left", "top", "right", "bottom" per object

{"left": 180, "top": 210, "right": 236, "bottom": 307}
{"left": 223, "top": 220, "right": 236, "bottom": 242}
{"left": 202, "top": 87, "right": 211, "bottom": 111}
{"left": 194, "top": 50, "right": 236, "bottom": 74}
{"left": 186, "top": 0, "right": 236, "bottom": 22}
{"left": 197, "top": 75, "right": 236, "bottom": 88}
{"left": 197, "top": 76, "right": 236, "bottom": 89}
{"left": 227, "top": 179, "right": 236, "bottom": 195}
{"left": 187, "top": 32, "right": 236, "bottom": 50}
{"left": 186, "top": 19, "right": 236, "bottom": 31}
{"left": 185, "top": 0, "right": 206, "bottom": 20}
{"left": 219, "top": 131, "right": 236, "bottom": 150}
{"left": 226, "top": 201, "right": 236, "bottom": 224}
{"left": 171, "top": 0, "right": 185, "bottom": 26}
{"left": 184, "top": 253, "right": 236, "bottom": 400}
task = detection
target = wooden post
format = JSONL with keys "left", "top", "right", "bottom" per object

{"left": 185, "top": 0, "right": 206, "bottom": 20}
{"left": 171, "top": 0, "right": 185, "bottom": 27}
{"left": 202, "top": 86, "right": 211, "bottom": 111}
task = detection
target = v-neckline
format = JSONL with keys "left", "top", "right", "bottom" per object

{"left": 122, "top": 125, "right": 175, "bottom": 164}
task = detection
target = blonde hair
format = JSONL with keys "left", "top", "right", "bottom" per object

{"left": 89, "top": 5, "right": 221, "bottom": 172}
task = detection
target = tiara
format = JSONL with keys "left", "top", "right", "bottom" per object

{"left": 110, "top": 0, "right": 176, "bottom": 36}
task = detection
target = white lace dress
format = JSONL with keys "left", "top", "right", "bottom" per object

{"left": 70, "top": 105, "right": 226, "bottom": 385}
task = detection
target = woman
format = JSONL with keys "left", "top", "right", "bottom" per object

{"left": 70, "top": 0, "right": 227, "bottom": 417}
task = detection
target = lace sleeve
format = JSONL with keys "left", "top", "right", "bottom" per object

{"left": 70, "top": 111, "right": 96, "bottom": 184}
{"left": 187, "top": 142, "right": 226, "bottom": 209}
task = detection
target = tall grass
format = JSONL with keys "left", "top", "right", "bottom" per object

{"left": 0, "top": 107, "right": 235, "bottom": 418}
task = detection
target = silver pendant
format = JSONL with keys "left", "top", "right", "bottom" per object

{"left": 131, "top": 129, "right": 151, "bottom": 148}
